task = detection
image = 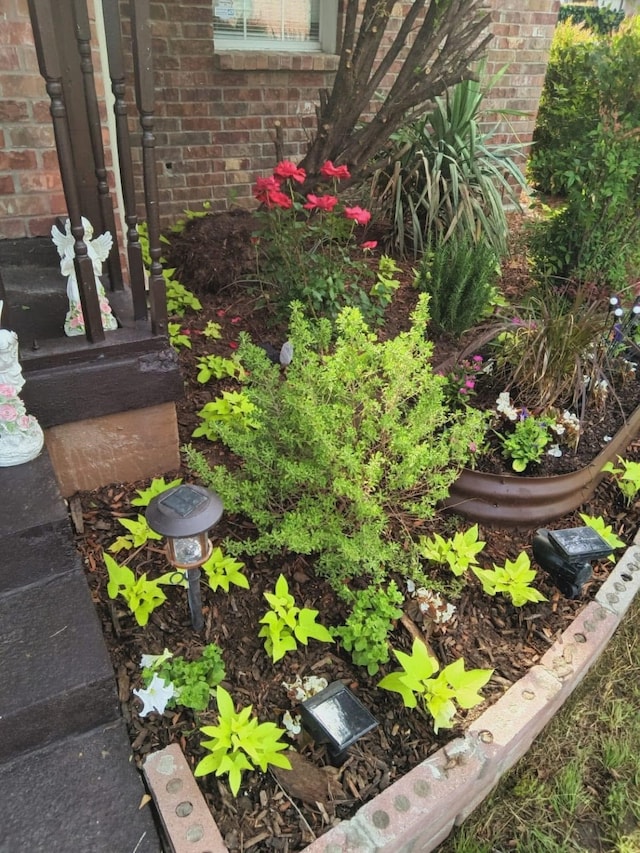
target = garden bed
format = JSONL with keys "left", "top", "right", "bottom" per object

{"left": 72, "top": 209, "right": 640, "bottom": 851}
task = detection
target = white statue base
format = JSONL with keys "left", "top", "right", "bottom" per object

{"left": 0, "top": 301, "right": 44, "bottom": 467}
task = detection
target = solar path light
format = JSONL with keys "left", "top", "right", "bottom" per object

{"left": 146, "top": 484, "right": 223, "bottom": 631}
{"left": 532, "top": 526, "right": 616, "bottom": 599}
{"left": 300, "top": 680, "right": 378, "bottom": 765}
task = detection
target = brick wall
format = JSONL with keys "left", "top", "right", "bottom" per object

{"left": 0, "top": 0, "right": 559, "bottom": 240}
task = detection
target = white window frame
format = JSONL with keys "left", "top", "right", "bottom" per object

{"left": 213, "top": 1, "right": 338, "bottom": 53}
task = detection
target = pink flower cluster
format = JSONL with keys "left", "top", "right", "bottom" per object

{"left": 253, "top": 159, "right": 372, "bottom": 227}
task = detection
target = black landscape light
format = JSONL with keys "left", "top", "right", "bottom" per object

{"left": 532, "top": 526, "right": 615, "bottom": 599}
{"left": 300, "top": 680, "right": 378, "bottom": 764}
{"left": 146, "top": 484, "right": 223, "bottom": 631}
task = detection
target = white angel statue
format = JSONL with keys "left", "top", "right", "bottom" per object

{"left": 51, "top": 217, "right": 118, "bottom": 336}
{"left": 0, "top": 300, "right": 44, "bottom": 467}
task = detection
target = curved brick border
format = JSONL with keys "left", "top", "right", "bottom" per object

{"left": 143, "top": 537, "right": 640, "bottom": 853}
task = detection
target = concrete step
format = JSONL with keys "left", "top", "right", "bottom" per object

{"left": 0, "top": 719, "right": 162, "bottom": 853}
{"left": 0, "top": 569, "right": 118, "bottom": 762}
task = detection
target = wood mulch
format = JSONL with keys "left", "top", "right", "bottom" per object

{"left": 73, "top": 209, "right": 640, "bottom": 852}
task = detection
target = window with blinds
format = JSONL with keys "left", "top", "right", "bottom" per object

{"left": 214, "top": 1, "right": 330, "bottom": 51}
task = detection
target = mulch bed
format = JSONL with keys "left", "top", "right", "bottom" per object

{"left": 72, "top": 209, "right": 640, "bottom": 852}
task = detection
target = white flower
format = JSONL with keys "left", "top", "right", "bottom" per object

{"left": 603, "top": 435, "right": 613, "bottom": 443}
{"left": 561, "top": 411, "right": 581, "bottom": 432}
{"left": 282, "top": 675, "right": 328, "bottom": 702}
{"left": 413, "top": 587, "right": 456, "bottom": 624}
{"left": 547, "top": 444, "right": 562, "bottom": 458}
{"left": 133, "top": 674, "right": 175, "bottom": 717}
{"left": 550, "top": 421, "right": 566, "bottom": 436}
{"left": 140, "top": 648, "right": 173, "bottom": 670}
{"left": 495, "top": 391, "right": 518, "bottom": 421}
{"left": 282, "top": 710, "right": 302, "bottom": 736}
{"left": 405, "top": 578, "right": 416, "bottom": 594}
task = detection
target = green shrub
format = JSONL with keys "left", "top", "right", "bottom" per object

{"left": 529, "top": 16, "right": 640, "bottom": 196}
{"left": 185, "top": 296, "right": 487, "bottom": 590}
{"left": 413, "top": 232, "right": 498, "bottom": 337}
{"left": 528, "top": 20, "right": 602, "bottom": 195}
{"left": 558, "top": 5, "right": 625, "bottom": 35}
{"left": 528, "top": 119, "right": 640, "bottom": 290}
{"left": 370, "top": 72, "right": 528, "bottom": 259}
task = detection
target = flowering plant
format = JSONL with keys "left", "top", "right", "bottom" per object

{"left": 252, "top": 160, "right": 399, "bottom": 323}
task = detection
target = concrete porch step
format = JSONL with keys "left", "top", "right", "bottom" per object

{"left": 0, "top": 719, "right": 161, "bottom": 853}
{"left": 0, "top": 568, "right": 118, "bottom": 762}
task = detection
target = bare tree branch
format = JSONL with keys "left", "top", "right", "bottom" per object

{"left": 300, "top": 0, "right": 493, "bottom": 185}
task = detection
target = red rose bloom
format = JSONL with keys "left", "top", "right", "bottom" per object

{"left": 344, "top": 206, "right": 372, "bottom": 226}
{"left": 320, "top": 160, "right": 351, "bottom": 180}
{"left": 273, "top": 160, "right": 307, "bottom": 183}
{"left": 303, "top": 193, "right": 339, "bottom": 212}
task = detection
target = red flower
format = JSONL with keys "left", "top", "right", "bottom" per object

{"left": 228, "top": 341, "right": 239, "bottom": 350}
{"left": 344, "top": 206, "right": 371, "bottom": 226}
{"left": 360, "top": 240, "right": 378, "bottom": 250}
{"left": 253, "top": 175, "right": 282, "bottom": 205}
{"left": 320, "top": 161, "right": 351, "bottom": 180}
{"left": 268, "top": 190, "right": 293, "bottom": 209}
{"left": 273, "top": 160, "right": 306, "bottom": 183}
{"left": 303, "top": 193, "right": 339, "bottom": 212}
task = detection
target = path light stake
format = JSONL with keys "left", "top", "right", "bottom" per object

{"left": 532, "top": 526, "right": 616, "bottom": 599}
{"left": 300, "top": 680, "right": 378, "bottom": 765}
{"left": 146, "top": 484, "right": 223, "bottom": 631}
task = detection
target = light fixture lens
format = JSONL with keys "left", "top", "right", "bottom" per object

{"left": 172, "top": 536, "right": 205, "bottom": 565}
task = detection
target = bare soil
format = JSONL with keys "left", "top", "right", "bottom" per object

{"left": 74, "top": 210, "right": 640, "bottom": 852}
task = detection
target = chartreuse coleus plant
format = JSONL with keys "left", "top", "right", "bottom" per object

{"left": 333, "top": 582, "right": 404, "bottom": 676}
{"left": 200, "top": 547, "right": 249, "bottom": 592}
{"left": 141, "top": 645, "right": 226, "bottom": 712}
{"left": 602, "top": 456, "right": 640, "bottom": 506}
{"left": 194, "top": 685, "right": 291, "bottom": 796}
{"left": 192, "top": 390, "right": 260, "bottom": 442}
{"left": 108, "top": 476, "right": 183, "bottom": 552}
{"left": 379, "top": 639, "right": 493, "bottom": 733}
{"left": 418, "top": 524, "right": 486, "bottom": 577}
{"left": 168, "top": 322, "right": 192, "bottom": 351}
{"left": 259, "top": 574, "right": 333, "bottom": 663}
{"left": 104, "top": 552, "right": 174, "bottom": 626}
{"left": 472, "top": 552, "right": 547, "bottom": 607}
{"left": 579, "top": 513, "right": 625, "bottom": 562}
{"left": 196, "top": 354, "right": 245, "bottom": 384}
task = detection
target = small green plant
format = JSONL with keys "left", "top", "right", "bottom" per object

{"left": 104, "top": 552, "right": 173, "bottom": 626}
{"left": 201, "top": 547, "right": 249, "bottom": 592}
{"left": 498, "top": 415, "right": 554, "bottom": 472}
{"left": 108, "top": 514, "right": 163, "bottom": 552}
{"left": 602, "top": 456, "right": 640, "bottom": 505}
{"left": 578, "top": 513, "right": 625, "bottom": 560}
{"left": 258, "top": 574, "right": 333, "bottom": 663}
{"left": 131, "top": 476, "right": 183, "bottom": 507}
{"left": 192, "top": 390, "right": 260, "bottom": 441}
{"left": 333, "top": 582, "right": 404, "bottom": 675}
{"left": 418, "top": 524, "right": 486, "bottom": 577}
{"left": 141, "top": 645, "right": 226, "bottom": 712}
{"left": 194, "top": 685, "right": 291, "bottom": 795}
{"left": 164, "top": 270, "right": 202, "bottom": 317}
{"left": 202, "top": 321, "right": 222, "bottom": 340}
{"left": 378, "top": 639, "right": 493, "bottom": 732}
{"left": 472, "top": 551, "right": 547, "bottom": 607}
{"left": 413, "top": 232, "right": 499, "bottom": 336}
{"left": 168, "top": 322, "right": 192, "bottom": 350}
{"left": 196, "top": 354, "right": 245, "bottom": 384}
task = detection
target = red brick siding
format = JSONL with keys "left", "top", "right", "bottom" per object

{"left": 0, "top": 0, "right": 559, "bottom": 239}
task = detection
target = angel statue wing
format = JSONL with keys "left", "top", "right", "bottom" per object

{"left": 51, "top": 221, "right": 74, "bottom": 260}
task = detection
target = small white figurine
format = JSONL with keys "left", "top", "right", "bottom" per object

{"left": 51, "top": 217, "right": 118, "bottom": 336}
{"left": 0, "top": 301, "right": 44, "bottom": 467}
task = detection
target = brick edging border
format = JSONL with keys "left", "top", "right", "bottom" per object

{"left": 143, "top": 537, "right": 640, "bottom": 853}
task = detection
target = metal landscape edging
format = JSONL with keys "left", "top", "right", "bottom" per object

{"left": 442, "top": 402, "right": 640, "bottom": 527}
{"left": 143, "top": 537, "right": 640, "bottom": 853}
